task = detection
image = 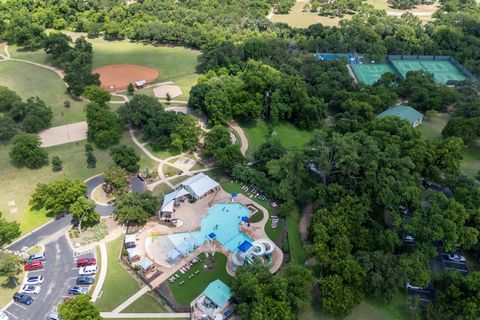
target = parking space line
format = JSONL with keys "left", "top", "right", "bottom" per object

{"left": 28, "top": 269, "right": 46, "bottom": 273}
{"left": 4, "top": 310, "right": 18, "bottom": 319}
{"left": 12, "top": 303, "right": 27, "bottom": 310}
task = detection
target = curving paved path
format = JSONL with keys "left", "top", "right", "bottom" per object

{"left": 91, "top": 242, "right": 107, "bottom": 301}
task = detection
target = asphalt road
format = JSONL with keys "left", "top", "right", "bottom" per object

{"left": 86, "top": 175, "right": 114, "bottom": 216}
{"left": 5, "top": 236, "right": 95, "bottom": 320}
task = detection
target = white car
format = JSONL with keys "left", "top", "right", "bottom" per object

{"left": 20, "top": 284, "right": 41, "bottom": 294}
{"left": 24, "top": 275, "right": 44, "bottom": 285}
{"left": 447, "top": 253, "right": 466, "bottom": 263}
{"left": 0, "top": 311, "right": 9, "bottom": 320}
{"left": 405, "top": 283, "right": 423, "bottom": 290}
{"left": 78, "top": 265, "right": 98, "bottom": 276}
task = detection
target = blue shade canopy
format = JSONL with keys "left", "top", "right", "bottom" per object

{"left": 241, "top": 216, "right": 249, "bottom": 222}
{"left": 237, "top": 240, "right": 253, "bottom": 253}
{"left": 208, "top": 232, "right": 216, "bottom": 239}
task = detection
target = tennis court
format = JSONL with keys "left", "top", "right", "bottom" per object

{"left": 351, "top": 64, "right": 394, "bottom": 85}
{"left": 390, "top": 59, "right": 466, "bottom": 85}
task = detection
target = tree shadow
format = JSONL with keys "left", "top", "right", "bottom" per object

{"left": 1, "top": 277, "right": 19, "bottom": 290}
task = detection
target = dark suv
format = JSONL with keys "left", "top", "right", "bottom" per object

{"left": 76, "top": 276, "right": 94, "bottom": 285}
{"left": 13, "top": 292, "right": 33, "bottom": 305}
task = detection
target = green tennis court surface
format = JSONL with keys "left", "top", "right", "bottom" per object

{"left": 351, "top": 64, "right": 394, "bottom": 85}
{"left": 390, "top": 59, "right": 466, "bottom": 85}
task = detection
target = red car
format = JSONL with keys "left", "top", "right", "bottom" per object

{"left": 24, "top": 261, "right": 43, "bottom": 271}
{"left": 76, "top": 258, "right": 96, "bottom": 268}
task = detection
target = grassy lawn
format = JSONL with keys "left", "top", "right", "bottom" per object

{"left": 417, "top": 113, "right": 479, "bottom": 180}
{"left": 169, "top": 175, "right": 191, "bottom": 186}
{"left": 122, "top": 292, "right": 167, "bottom": 313}
{"left": 0, "top": 60, "right": 86, "bottom": 126}
{"left": 95, "top": 237, "right": 142, "bottom": 312}
{"left": 0, "top": 139, "right": 113, "bottom": 233}
{"left": 115, "top": 319, "right": 188, "bottom": 320}
{"left": 271, "top": 1, "right": 351, "bottom": 27}
{"left": 168, "top": 253, "right": 232, "bottom": 306}
{"left": 152, "top": 183, "right": 174, "bottom": 199}
{"left": 286, "top": 207, "right": 307, "bottom": 265}
{"left": 145, "top": 144, "right": 181, "bottom": 160}
{"left": 163, "top": 165, "right": 183, "bottom": 178}
{"left": 416, "top": 113, "right": 451, "bottom": 140}
{"left": 461, "top": 142, "right": 480, "bottom": 179}
{"left": 301, "top": 293, "right": 416, "bottom": 320}
{"left": 240, "top": 120, "right": 314, "bottom": 159}
{"left": 365, "top": 0, "right": 438, "bottom": 12}
{"left": 0, "top": 273, "right": 25, "bottom": 308}
{"left": 118, "top": 133, "right": 158, "bottom": 173}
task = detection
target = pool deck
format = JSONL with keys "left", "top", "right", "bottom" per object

{"left": 136, "top": 188, "right": 283, "bottom": 282}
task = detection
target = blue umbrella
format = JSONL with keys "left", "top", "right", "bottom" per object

{"left": 241, "top": 216, "right": 249, "bottom": 222}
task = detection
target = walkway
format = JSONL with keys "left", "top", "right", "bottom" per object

{"left": 101, "top": 312, "right": 190, "bottom": 318}
{"left": 91, "top": 242, "right": 107, "bottom": 301}
{"left": 229, "top": 121, "right": 248, "bottom": 155}
{"left": 111, "top": 286, "right": 150, "bottom": 313}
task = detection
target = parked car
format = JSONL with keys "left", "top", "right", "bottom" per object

{"left": 0, "top": 311, "right": 9, "bottom": 320}
{"left": 24, "top": 261, "right": 43, "bottom": 271}
{"left": 47, "top": 312, "right": 61, "bottom": 320}
{"left": 403, "top": 234, "right": 416, "bottom": 244}
{"left": 26, "top": 253, "right": 46, "bottom": 263}
{"left": 20, "top": 284, "right": 41, "bottom": 294}
{"left": 447, "top": 253, "right": 466, "bottom": 263}
{"left": 76, "top": 276, "right": 94, "bottom": 285}
{"left": 68, "top": 286, "right": 88, "bottom": 295}
{"left": 13, "top": 292, "right": 33, "bottom": 305}
{"left": 78, "top": 265, "right": 98, "bottom": 276}
{"left": 76, "top": 257, "right": 96, "bottom": 268}
{"left": 24, "top": 275, "right": 44, "bottom": 285}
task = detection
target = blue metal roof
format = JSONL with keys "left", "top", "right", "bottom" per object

{"left": 237, "top": 240, "right": 253, "bottom": 253}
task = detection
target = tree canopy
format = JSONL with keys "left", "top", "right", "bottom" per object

{"left": 114, "top": 192, "right": 158, "bottom": 224}
{"left": 9, "top": 133, "right": 49, "bottom": 169}
{"left": 59, "top": 294, "right": 102, "bottom": 320}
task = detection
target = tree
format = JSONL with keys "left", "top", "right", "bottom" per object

{"left": 85, "top": 144, "right": 97, "bottom": 168}
{"left": 103, "top": 166, "right": 129, "bottom": 197}
{"left": 20, "top": 97, "right": 52, "bottom": 133}
{"left": 110, "top": 145, "right": 141, "bottom": 173}
{"left": 0, "top": 252, "right": 22, "bottom": 283}
{"left": 70, "top": 197, "right": 99, "bottom": 233}
{"left": 0, "top": 212, "right": 21, "bottom": 247}
{"left": 0, "top": 86, "right": 22, "bottom": 112}
{"left": 203, "top": 125, "right": 231, "bottom": 158}
{"left": 0, "top": 116, "right": 18, "bottom": 141}
{"left": 85, "top": 102, "right": 122, "bottom": 149}
{"left": 83, "top": 85, "right": 111, "bottom": 104}
{"left": 43, "top": 31, "right": 72, "bottom": 61}
{"left": 441, "top": 117, "right": 480, "bottom": 144}
{"left": 59, "top": 294, "right": 102, "bottom": 320}
{"left": 117, "top": 94, "right": 162, "bottom": 128}
{"left": 114, "top": 192, "right": 158, "bottom": 224}
{"left": 213, "top": 144, "right": 244, "bottom": 173}
{"left": 9, "top": 133, "right": 49, "bottom": 169}
{"left": 170, "top": 115, "right": 202, "bottom": 152}
{"left": 30, "top": 178, "right": 87, "bottom": 217}
{"left": 127, "top": 83, "right": 134, "bottom": 95}
{"left": 51, "top": 155, "right": 63, "bottom": 172}
{"left": 281, "top": 264, "right": 314, "bottom": 313}
{"left": 319, "top": 274, "right": 362, "bottom": 316}
{"left": 254, "top": 139, "right": 287, "bottom": 172}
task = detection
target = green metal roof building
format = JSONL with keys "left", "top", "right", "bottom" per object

{"left": 377, "top": 105, "right": 423, "bottom": 127}
{"left": 203, "top": 279, "right": 232, "bottom": 308}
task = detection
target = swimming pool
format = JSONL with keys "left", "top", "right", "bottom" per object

{"left": 167, "top": 203, "right": 253, "bottom": 252}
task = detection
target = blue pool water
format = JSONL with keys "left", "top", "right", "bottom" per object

{"left": 167, "top": 203, "right": 252, "bottom": 252}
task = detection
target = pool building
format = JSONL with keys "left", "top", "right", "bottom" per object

{"left": 191, "top": 279, "right": 233, "bottom": 320}
{"left": 377, "top": 105, "right": 423, "bottom": 127}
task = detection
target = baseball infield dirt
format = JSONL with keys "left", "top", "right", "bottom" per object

{"left": 92, "top": 64, "right": 159, "bottom": 91}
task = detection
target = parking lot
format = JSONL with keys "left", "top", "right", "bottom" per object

{"left": 440, "top": 253, "right": 469, "bottom": 274}
{"left": 4, "top": 236, "right": 95, "bottom": 320}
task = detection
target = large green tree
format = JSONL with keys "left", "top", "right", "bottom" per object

{"left": 59, "top": 294, "right": 102, "bottom": 320}
{"left": 110, "top": 145, "right": 141, "bottom": 173}
{"left": 0, "top": 212, "right": 21, "bottom": 247}
{"left": 0, "top": 252, "right": 23, "bottom": 283}
{"left": 70, "top": 197, "right": 99, "bottom": 233}
{"left": 103, "top": 166, "right": 129, "bottom": 197}
{"left": 9, "top": 133, "right": 49, "bottom": 169}
{"left": 203, "top": 125, "right": 231, "bottom": 158}
{"left": 85, "top": 102, "right": 122, "bottom": 149}
{"left": 170, "top": 115, "right": 202, "bottom": 152}
{"left": 30, "top": 178, "right": 87, "bottom": 217}
{"left": 114, "top": 192, "right": 158, "bottom": 224}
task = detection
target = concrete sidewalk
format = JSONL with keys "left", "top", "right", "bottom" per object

{"left": 101, "top": 312, "right": 190, "bottom": 318}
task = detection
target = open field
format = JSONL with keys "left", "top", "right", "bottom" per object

{"left": 417, "top": 113, "right": 451, "bottom": 140}
{"left": 0, "top": 60, "right": 86, "bottom": 126}
{"left": 145, "top": 144, "right": 181, "bottom": 160}
{"left": 0, "top": 131, "right": 155, "bottom": 234}
{"left": 365, "top": 0, "right": 438, "bottom": 13}
{"left": 168, "top": 253, "right": 232, "bottom": 306}
{"left": 461, "top": 142, "right": 480, "bottom": 179}
{"left": 95, "top": 237, "right": 142, "bottom": 311}
{"left": 240, "top": 120, "right": 315, "bottom": 158}
{"left": 122, "top": 292, "right": 167, "bottom": 313}
{"left": 271, "top": 1, "right": 349, "bottom": 28}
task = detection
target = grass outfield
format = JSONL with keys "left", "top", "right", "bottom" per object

{"left": 0, "top": 60, "right": 86, "bottom": 126}
{"left": 168, "top": 253, "right": 232, "bottom": 306}
{"left": 240, "top": 120, "right": 315, "bottom": 159}
{"left": 122, "top": 292, "right": 167, "bottom": 313}
{"left": 95, "top": 237, "right": 142, "bottom": 311}
{"left": 271, "top": 1, "right": 351, "bottom": 28}
{"left": 0, "top": 131, "right": 155, "bottom": 234}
